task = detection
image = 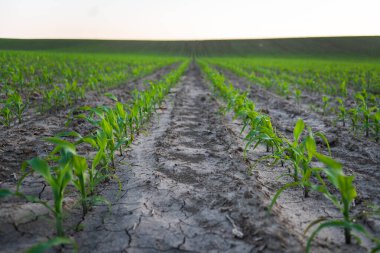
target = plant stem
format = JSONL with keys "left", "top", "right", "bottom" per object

{"left": 111, "top": 154, "right": 115, "bottom": 170}
{"left": 304, "top": 186, "right": 309, "bottom": 198}
{"left": 56, "top": 208, "right": 64, "bottom": 237}
{"left": 343, "top": 201, "right": 351, "bottom": 244}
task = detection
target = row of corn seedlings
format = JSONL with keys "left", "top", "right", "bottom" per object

{"left": 205, "top": 58, "right": 380, "bottom": 142}
{"left": 0, "top": 87, "right": 28, "bottom": 126}
{"left": 312, "top": 89, "right": 379, "bottom": 141}
{"left": 206, "top": 57, "right": 380, "bottom": 95}
{"left": 0, "top": 51, "right": 181, "bottom": 123}
{"left": 334, "top": 90, "right": 379, "bottom": 141}
{"left": 0, "top": 60, "right": 189, "bottom": 252}
{"left": 198, "top": 61, "right": 380, "bottom": 253}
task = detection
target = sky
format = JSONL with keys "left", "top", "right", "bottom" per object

{"left": 0, "top": 0, "right": 379, "bottom": 40}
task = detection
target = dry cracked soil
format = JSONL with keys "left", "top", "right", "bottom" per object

{"left": 0, "top": 63, "right": 378, "bottom": 253}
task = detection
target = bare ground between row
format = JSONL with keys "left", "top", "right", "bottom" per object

{"left": 0, "top": 63, "right": 177, "bottom": 183}
{"left": 0, "top": 63, "right": 178, "bottom": 251}
{"left": 219, "top": 68, "right": 380, "bottom": 251}
{"left": 1, "top": 64, "right": 375, "bottom": 253}
{"left": 1, "top": 64, "right": 303, "bottom": 252}
{"left": 63, "top": 64, "right": 304, "bottom": 253}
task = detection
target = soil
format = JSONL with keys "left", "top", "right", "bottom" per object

{"left": 0, "top": 63, "right": 378, "bottom": 253}
{"left": 0, "top": 64, "right": 177, "bottom": 183}
{"left": 219, "top": 68, "right": 380, "bottom": 250}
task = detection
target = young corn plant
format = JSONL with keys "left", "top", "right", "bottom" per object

{"left": 9, "top": 92, "right": 27, "bottom": 123}
{"left": 98, "top": 117, "right": 117, "bottom": 170}
{"left": 278, "top": 81, "right": 289, "bottom": 97}
{"left": 79, "top": 131, "right": 109, "bottom": 195}
{"left": 78, "top": 106, "right": 121, "bottom": 170}
{"left": 25, "top": 237, "right": 77, "bottom": 253}
{"left": 322, "top": 95, "right": 329, "bottom": 116}
{"left": 127, "top": 105, "right": 138, "bottom": 142}
{"left": 114, "top": 101, "right": 130, "bottom": 151}
{"left": 340, "top": 81, "right": 348, "bottom": 98}
{"left": 348, "top": 108, "right": 360, "bottom": 135}
{"left": 102, "top": 106, "right": 129, "bottom": 158}
{"left": 356, "top": 93, "right": 371, "bottom": 137}
{"left": 54, "top": 131, "right": 92, "bottom": 216}
{"left": 295, "top": 88, "right": 302, "bottom": 112}
{"left": 268, "top": 119, "right": 331, "bottom": 210}
{"left": 337, "top": 98, "right": 347, "bottom": 127}
{"left": 306, "top": 154, "right": 380, "bottom": 252}
{"left": 19, "top": 147, "right": 73, "bottom": 236}
{"left": 18, "top": 135, "right": 93, "bottom": 234}
{"left": 244, "top": 114, "right": 282, "bottom": 155}
{"left": 71, "top": 154, "right": 89, "bottom": 216}
{"left": 371, "top": 110, "right": 380, "bottom": 142}
{"left": 244, "top": 121, "right": 284, "bottom": 176}
{"left": 0, "top": 105, "right": 13, "bottom": 126}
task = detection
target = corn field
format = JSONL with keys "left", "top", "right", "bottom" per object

{"left": 1, "top": 43, "right": 380, "bottom": 253}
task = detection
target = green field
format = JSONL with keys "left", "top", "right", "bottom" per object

{"left": 1, "top": 37, "right": 380, "bottom": 253}
{"left": 1, "top": 36, "right": 380, "bottom": 57}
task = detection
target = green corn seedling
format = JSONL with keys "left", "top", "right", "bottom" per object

{"left": 322, "top": 95, "right": 329, "bottom": 116}
{"left": 305, "top": 154, "right": 377, "bottom": 252}
{"left": 337, "top": 98, "right": 347, "bottom": 127}
{"left": 20, "top": 155, "right": 72, "bottom": 236}
{"left": 26, "top": 237, "right": 77, "bottom": 253}
{"left": 284, "top": 118, "right": 306, "bottom": 183}
{"left": 105, "top": 107, "right": 129, "bottom": 156}
{"left": 0, "top": 106, "right": 13, "bottom": 126}
{"left": 81, "top": 132, "right": 108, "bottom": 195}
{"left": 268, "top": 119, "right": 330, "bottom": 205}
{"left": 9, "top": 92, "right": 27, "bottom": 123}
{"left": 295, "top": 88, "right": 302, "bottom": 112}
{"left": 244, "top": 114, "right": 282, "bottom": 155}
{"left": 239, "top": 117, "right": 332, "bottom": 216}
{"left": 340, "top": 81, "right": 348, "bottom": 97}
{"left": 71, "top": 154, "right": 89, "bottom": 216}
{"left": 356, "top": 93, "right": 374, "bottom": 137}
{"left": 18, "top": 136, "right": 91, "bottom": 235}
{"left": 54, "top": 132, "right": 91, "bottom": 215}
{"left": 371, "top": 110, "right": 380, "bottom": 142}
{"left": 348, "top": 108, "right": 359, "bottom": 135}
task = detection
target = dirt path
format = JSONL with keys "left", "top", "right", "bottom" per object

{"left": 66, "top": 65, "right": 302, "bottom": 252}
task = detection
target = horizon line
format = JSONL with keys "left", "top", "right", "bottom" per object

{"left": 1, "top": 34, "right": 379, "bottom": 42}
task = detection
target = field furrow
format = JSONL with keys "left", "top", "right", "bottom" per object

{"left": 0, "top": 64, "right": 176, "bottom": 183}
{"left": 1, "top": 39, "right": 379, "bottom": 253}
{"left": 63, "top": 64, "right": 300, "bottom": 252}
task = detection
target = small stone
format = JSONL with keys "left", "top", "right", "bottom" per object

{"left": 232, "top": 228, "right": 244, "bottom": 239}
{"left": 244, "top": 191, "right": 252, "bottom": 199}
{"left": 220, "top": 207, "right": 230, "bottom": 212}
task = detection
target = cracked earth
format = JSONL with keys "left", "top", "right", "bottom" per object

{"left": 68, "top": 65, "right": 302, "bottom": 252}
{"left": 1, "top": 64, "right": 377, "bottom": 252}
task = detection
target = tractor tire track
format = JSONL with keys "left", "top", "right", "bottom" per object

{"left": 70, "top": 64, "right": 302, "bottom": 252}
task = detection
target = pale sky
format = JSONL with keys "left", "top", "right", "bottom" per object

{"left": 0, "top": 0, "right": 379, "bottom": 40}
